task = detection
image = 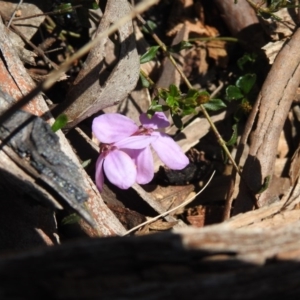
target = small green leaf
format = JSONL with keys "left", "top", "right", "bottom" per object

{"left": 169, "top": 41, "right": 193, "bottom": 53}
{"left": 236, "top": 73, "right": 256, "bottom": 94}
{"left": 147, "top": 110, "right": 155, "bottom": 118}
{"left": 140, "top": 46, "right": 160, "bottom": 64}
{"left": 82, "top": 159, "right": 91, "bottom": 169}
{"left": 186, "top": 88, "right": 200, "bottom": 99}
{"left": 226, "top": 86, "right": 244, "bottom": 101}
{"left": 203, "top": 99, "right": 227, "bottom": 111}
{"left": 149, "top": 103, "right": 163, "bottom": 111}
{"left": 171, "top": 113, "right": 183, "bottom": 129}
{"left": 54, "top": 3, "right": 73, "bottom": 14}
{"left": 257, "top": 175, "right": 271, "bottom": 194}
{"left": 182, "top": 107, "right": 196, "bottom": 116}
{"left": 92, "top": 1, "right": 99, "bottom": 9}
{"left": 158, "top": 89, "right": 169, "bottom": 100}
{"left": 140, "top": 73, "right": 150, "bottom": 88}
{"left": 142, "top": 20, "right": 157, "bottom": 34}
{"left": 169, "top": 84, "right": 180, "bottom": 97}
{"left": 166, "top": 95, "right": 176, "bottom": 107}
{"left": 148, "top": 99, "right": 169, "bottom": 114}
{"left": 61, "top": 213, "right": 81, "bottom": 225}
{"left": 226, "top": 124, "right": 238, "bottom": 146}
{"left": 237, "top": 53, "right": 257, "bottom": 71}
{"left": 51, "top": 114, "right": 68, "bottom": 132}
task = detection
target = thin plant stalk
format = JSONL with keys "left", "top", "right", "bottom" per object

{"left": 137, "top": 14, "right": 242, "bottom": 177}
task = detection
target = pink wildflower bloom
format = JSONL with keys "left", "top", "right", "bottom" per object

{"left": 92, "top": 112, "right": 189, "bottom": 191}
{"left": 139, "top": 112, "right": 189, "bottom": 170}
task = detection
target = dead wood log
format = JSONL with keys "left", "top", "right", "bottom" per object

{"left": 0, "top": 14, "right": 127, "bottom": 237}
{"left": 227, "top": 27, "right": 300, "bottom": 216}
{"left": 1, "top": 212, "right": 300, "bottom": 299}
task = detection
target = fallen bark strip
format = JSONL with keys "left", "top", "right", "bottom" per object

{"left": 0, "top": 15, "right": 126, "bottom": 236}
{"left": 63, "top": 0, "right": 140, "bottom": 128}
{"left": 1, "top": 219, "right": 300, "bottom": 299}
{"left": 230, "top": 27, "right": 300, "bottom": 215}
{"left": 214, "top": 0, "right": 266, "bottom": 49}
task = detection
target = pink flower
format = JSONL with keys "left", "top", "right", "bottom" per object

{"left": 92, "top": 112, "right": 189, "bottom": 191}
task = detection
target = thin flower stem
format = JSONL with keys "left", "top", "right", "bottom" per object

{"left": 188, "top": 36, "right": 239, "bottom": 43}
{"left": 140, "top": 68, "right": 155, "bottom": 86}
{"left": 200, "top": 104, "right": 242, "bottom": 176}
{"left": 7, "top": 0, "right": 23, "bottom": 29}
{"left": 136, "top": 14, "right": 192, "bottom": 88}
{"left": 11, "top": 5, "right": 82, "bottom": 21}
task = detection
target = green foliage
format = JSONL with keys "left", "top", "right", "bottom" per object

{"left": 245, "top": 0, "right": 299, "bottom": 20}
{"left": 237, "top": 53, "right": 257, "bottom": 71}
{"left": 51, "top": 114, "right": 68, "bottom": 132}
{"left": 226, "top": 86, "right": 244, "bottom": 101}
{"left": 257, "top": 175, "right": 271, "bottom": 194}
{"left": 266, "top": 0, "right": 297, "bottom": 12}
{"left": 226, "top": 124, "right": 238, "bottom": 146}
{"left": 171, "top": 113, "right": 183, "bottom": 129}
{"left": 168, "top": 41, "right": 193, "bottom": 53}
{"left": 147, "top": 84, "right": 226, "bottom": 129}
{"left": 225, "top": 72, "right": 257, "bottom": 145}
{"left": 140, "top": 72, "right": 151, "bottom": 88}
{"left": 203, "top": 98, "right": 227, "bottom": 111}
{"left": 236, "top": 73, "right": 256, "bottom": 94}
{"left": 140, "top": 46, "right": 160, "bottom": 64}
{"left": 91, "top": 1, "right": 99, "bottom": 9}
{"left": 142, "top": 20, "right": 157, "bottom": 34}
{"left": 61, "top": 213, "right": 81, "bottom": 225}
{"left": 226, "top": 74, "right": 256, "bottom": 103}
{"left": 53, "top": 2, "right": 73, "bottom": 14}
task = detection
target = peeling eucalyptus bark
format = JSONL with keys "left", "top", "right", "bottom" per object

{"left": 0, "top": 90, "right": 94, "bottom": 225}
{"left": 231, "top": 28, "right": 300, "bottom": 215}
{"left": 62, "top": 0, "right": 140, "bottom": 128}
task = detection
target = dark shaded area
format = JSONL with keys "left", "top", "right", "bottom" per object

{"left": 0, "top": 90, "right": 92, "bottom": 224}
{"left": 0, "top": 232, "right": 299, "bottom": 299}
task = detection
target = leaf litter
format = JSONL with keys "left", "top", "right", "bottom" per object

{"left": 0, "top": 0, "right": 300, "bottom": 251}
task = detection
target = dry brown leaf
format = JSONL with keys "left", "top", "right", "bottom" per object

{"left": 262, "top": 40, "right": 285, "bottom": 64}
{"left": 207, "top": 40, "right": 228, "bottom": 68}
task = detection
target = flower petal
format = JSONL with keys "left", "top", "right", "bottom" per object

{"left": 125, "top": 148, "right": 154, "bottom": 184}
{"left": 151, "top": 132, "right": 189, "bottom": 169}
{"left": 95, "top": 153, "right": 105, "bottom": 191}
{"left": 103, "top": 149, "right": 137, "bottom": 189}
{"left": 92, "top": 113, "right": 138, "bottom": 143}
{"left": 140, "top": 112, "right": 170, "bottom": 129}
{"left": 115, "top": 135, "right": 157, "bottom": 149}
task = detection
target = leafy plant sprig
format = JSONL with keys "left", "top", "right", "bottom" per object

{"left": 147, "top": 84, "right": 226, "bottom": 128}
{"left": 51, "top": 114, "right": 68, "bottom": 132}
{"left": 245, "top": 0, "right": 299, "bottom": 20}
{"left": 223, "top": 73, "right": 257, "bottom": 146}
{"left": 137, "top": 15, "right": 243, "bottom": 176}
